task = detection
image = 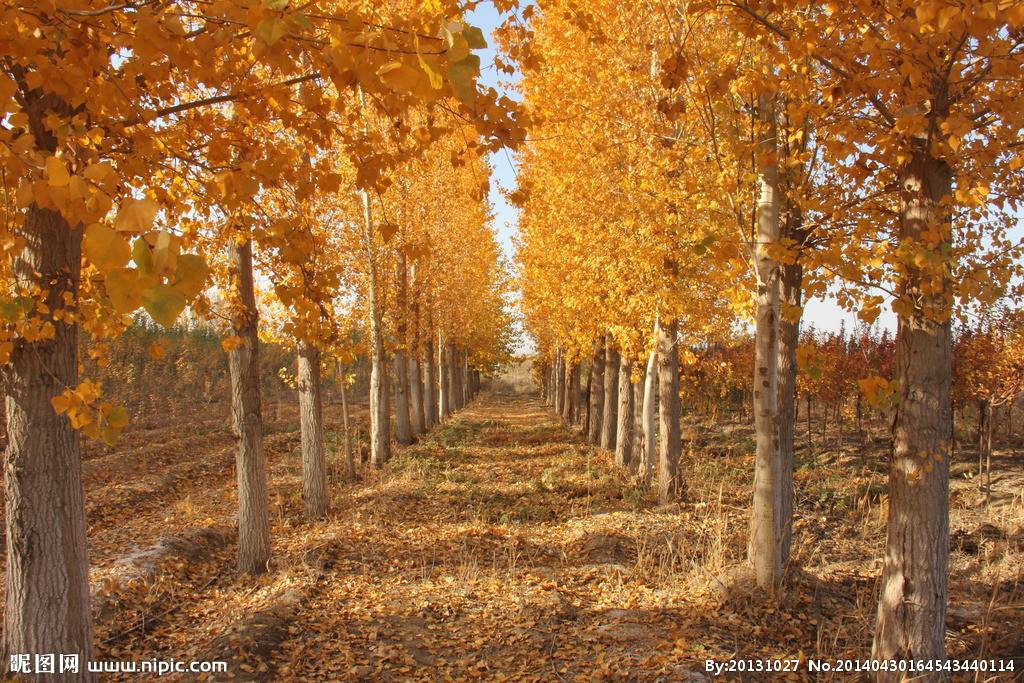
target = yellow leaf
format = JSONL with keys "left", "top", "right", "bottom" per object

{"left": 83, "top": 162, "right": 114, "bottom": 182}
{"left": 937, "top": 5, "right": 959, "bottom": 29}
{"left": 51, "top": 391, "right": 75, "bottom": 414}
{"left": 221, "top": 335, "right": 245, "bottom": 352}
{"left": 83, "top": 223, "right": 131, "bottom": 272}
{"left": 257, "top": 17, "right": 289, "bottom": 46}
{"left": 105, "top": 267, "right": 142, "bottom": 313}
{"left": 377, "top": 61, "right": 424, "bottom": 94}
{"left": 114, "top": 198, "right": 158, "bottom": 232}
{"left": 171, "top": 254, "right": 210, "bottom": 300}
{"left": 151, "top": 230, "right": 179, "bottom": 274}
{"left": 45, "top": 157, "right": 70, "bottom": 187}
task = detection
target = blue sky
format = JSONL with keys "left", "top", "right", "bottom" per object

{"left": 465, "top": 3, "right": 522, "bottom": 265}
{"left": 463, "top": 2, "right": 895, "bottom": 336}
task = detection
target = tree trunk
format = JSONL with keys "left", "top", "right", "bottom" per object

{"left": 777, "top": 239, "right": 803, "bottom": 572}
{"left": 409, "top": 357, "right": 424, "bottom": 438}
{"left": 408, "top": 265, "right": 425, "bottom": 438}
{"left": 574, "top": 363, "right": 586, "bottom": 429}
{"left": 657, "top": 318, "right": 681, "bottom": 503}
{"left": 632, "top": 372, "right": 646, "bottom": 475}
{"left": 582, "top": 364, "right": 591, "bottom": 432}
{"left": 985, "top": 400, "right": 993, "bottom": 506}
{"left": 872, "top": 139, "right": 952, "bottom": 676}
{"left": 393, "top": 252, "right": 413, "bottom": 445}
{"left": 393, "top": 352, "right": 412, "bottom": 445}
{"left": 3, "top": 203, "right": 95, "bottom": 679}
{"left": 615, "top": 355, "right": 634, "bottom": 468}
{"left": 642, "top": 347, "right": 658, "bottom": 487}
{"left": 565, "top": 358, "right": 573, "bottom": 421}
{"left": 297, "top": 342, "right": 327, "bottom": 519}
{"left": 423, "top": 335, "right": 436, "bottom": 429}
{"left": 807, "top": 395, "right": 813, "bottom": 452}
{"left": 748, "top": 95, "right": 784, "bottom": 593}
{"left": 601, "top": 332, "right": 620, "bottom": 450}
{"left": 227, "top": 239, "right": 271, "bottom": 573}
{"left": 977, "top": 399, "right": 987, "bottom": 484}
{"left": 339, "top": 367, "right": 354, "bottom": 480}
{"left": 553, "top": 350, "right": 563, "bottom": 415}
{"left": 588, "top": 338, "right": 605, "bottom": 444}
{"left": 438, "top": 336, "right": 450, "bottom": 419}
{"left": 447, "top": 344, "right": 459, "bottom": 413}
{"left": 360, "top": 188, "right": 390, "bottom": 468}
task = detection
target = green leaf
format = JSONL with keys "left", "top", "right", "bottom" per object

{"left": 132, "top": 237, "right": 154, "bottom": 275}
{"left": 692, "top": 234, "right": 716, "bottom": 255}
{"left": 462, "top": 25, "right": 487, "bottom": 50}
{"left": 447, "top": 54, "right": 480, "bottom": 103}
{"left": 140, "top": 283, "right": 187, "bottom": 327}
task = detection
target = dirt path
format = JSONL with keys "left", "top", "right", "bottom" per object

{"left": 268, "top": 394, "right": 719, "bottom": 682}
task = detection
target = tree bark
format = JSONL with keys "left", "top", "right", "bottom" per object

{"left": 557, "top": 350, "right": 565, "bottom": 413}
{"left": 657, "top": 318, "right": 681, "bottom": 502}
{"left": 632, "top": 371, "right": 646, "bottom": 474}
{"left": 227, "top": 239, "right": 271, "bottom": 573}
{"left": 749, "top": 96, "right": 785, "bottom": 593}
{"left": 447, "top": 344, "right": 459, "bottom": 413}
{"left": 297, "top": 341, "right": 327, "bottom": 519}
{"left": 601, "top": 332, "right": 620, "bottom": 450}
{"left": 615, "top": 355, "right": 634, "bottom": 468}
{"left": 360, "top": 188, "right": 390, "bottom": 468}
{"left": 438, "top": 335, "right": 450, "bottom": 419}
{"left": 777, "top": 247, "right": 802, "bottom": 571}
{"left": 3, "top": 203, "right": 95, "bottom": 679}
{"left": 872, "top": 138, "right": 953, "bottom": 676}
{"left": 574, "top": 363, "right": 586, "bottom": 429}
{"left": 393, "top": 253, "right": 413, "bottom": 445}
{"left": 423, "top": 334, "right": 436, "bottom": 429}
{"left": 339, "top": 367, "right": 354, "bottom": 480}
{"left": 408, "top": 265, "right": 425, "bottom": 438}
{"left": 393, "top": 352, "right": 412, "bottom": 445}
{"left": 588, "top": 338, "right": 605, "bottom": 444}
{"left": 409, "top": 356, "right": 424, "bottom": 438}
{"left": 642, "top": 347, "right": 658, "bottom": 486}
{"left": 565, "top": 358, "right": 573, "bottom": 421}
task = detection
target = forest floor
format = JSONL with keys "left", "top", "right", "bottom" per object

{"left": 2, "top": 391, "right": 1023, "bottom": 681}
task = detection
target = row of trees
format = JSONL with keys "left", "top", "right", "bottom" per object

{"left": 0, "top": 0, "right": 518, "bottom": 677}
{"left": 511, "top": 0, "right": 1024, "bottom": 676}
{"left": 675, "top": 316, "right": 1024, "bottom": 461}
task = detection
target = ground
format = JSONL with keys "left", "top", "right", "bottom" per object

{"left": 3, "top": 391, "right": 1023, "bottom": 681}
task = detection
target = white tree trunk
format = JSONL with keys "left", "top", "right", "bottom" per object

{"left": 297, "top": 341, "right": 327, "bottom": 518}
{"left": 360, "top": 188, "right": 390, "bottom": 468}
{"left": 641, "top": 347, "right": 658, "bottom": 486}
{"left": 749, "top": 96, "right": 785, "bottom": 593}
{"left": 393, "top": 253, "right": 413, "bottom": 445}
